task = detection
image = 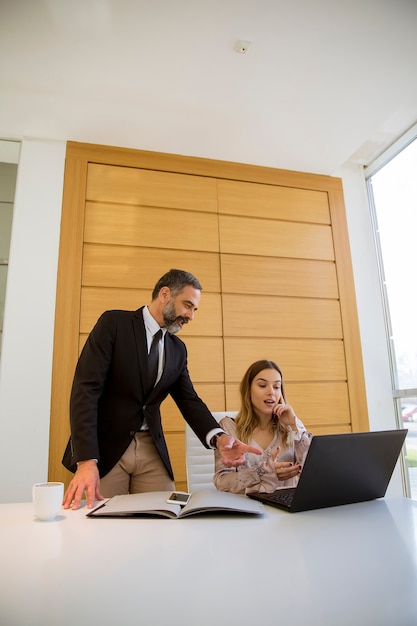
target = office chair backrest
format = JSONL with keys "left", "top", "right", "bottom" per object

{"left": 185, "top": 411, "right": 238, "bottom": 492}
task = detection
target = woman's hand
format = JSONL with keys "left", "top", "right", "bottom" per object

{"left": 274, "top": 460, "right": 302, "bottom": 481}
{"left": 272, "top": 394, "right": 298, "bottom": 430}
{"left": 271, "top": 448, "right": 301, "bottom": 481}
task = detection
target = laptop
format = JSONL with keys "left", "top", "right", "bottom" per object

{"left": 247, "top": 429, "right": 407, "bottom": 513}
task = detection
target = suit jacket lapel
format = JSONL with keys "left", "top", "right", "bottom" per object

{"left": 132, "top": 307, "right": 149, "bottom": 399}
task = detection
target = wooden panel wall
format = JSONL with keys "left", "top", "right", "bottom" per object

{"left": 49, "top": 142, "right": 368, "bottom": 492}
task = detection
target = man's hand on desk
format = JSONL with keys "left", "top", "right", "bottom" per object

{"left": 216, "top": 434, "right": 262, "bottom": 467}
{"left": 62, "top": 460, "right": 105, "bottom": 510}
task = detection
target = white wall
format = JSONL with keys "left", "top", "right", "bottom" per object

{"left": 336, "top": 162, "right": 402, "bottom": 495}
{"left": 0, "top": 138, "right": 66, "bottom": 503}
{"left": 0, "top": 138, "right": 403, "bottom": 502}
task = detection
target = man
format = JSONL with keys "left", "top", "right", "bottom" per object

{"left": 62, "top": 268, "right": 260, "bottom": 510}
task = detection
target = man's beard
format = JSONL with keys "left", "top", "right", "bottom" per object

{"left": 162, "top": 300, "right": 189, "bottom": 335}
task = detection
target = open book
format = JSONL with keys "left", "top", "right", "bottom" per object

{"left": 86, "top": 489, "right": 264, "bottom": 519}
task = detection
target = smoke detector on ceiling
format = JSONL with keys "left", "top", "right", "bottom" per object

{"left": 235, "top": 40, "right": 252, "bottom": 54}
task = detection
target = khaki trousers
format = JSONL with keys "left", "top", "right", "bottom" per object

{"left": 99, "top": 431, "right": 175, "bottom": 497}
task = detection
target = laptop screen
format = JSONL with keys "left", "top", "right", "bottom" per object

{"left": 248, "top": 429, "right": 407, "bottom": 513}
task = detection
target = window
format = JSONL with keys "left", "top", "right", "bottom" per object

{"left": 0, "top": 141, "right": 19, "bottom": 358}
{"left": 365, "top": 125, "right": 417, "bottom": 499}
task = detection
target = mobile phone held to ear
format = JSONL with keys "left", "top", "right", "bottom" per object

{"left": 166, "top": 491, "right": 191, "bottom": 506}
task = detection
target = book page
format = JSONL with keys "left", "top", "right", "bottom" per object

{"left": 87, "top": 489, "right": 264, "bottom": 518}
{"left": 88, "top": 491, "right": 181, "bottom": 518}
{"left": 179, "top": 489, "right": 264, "bottom": 517}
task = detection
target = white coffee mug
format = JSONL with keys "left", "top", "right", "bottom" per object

{"left": 32, "top": 482, "right": 64, "bottom": 521}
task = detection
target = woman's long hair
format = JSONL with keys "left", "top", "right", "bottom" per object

{"left": 235, "top": 359, "right": 293, "bottom": 448}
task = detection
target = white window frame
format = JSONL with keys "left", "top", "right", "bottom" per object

{"left": 364, "top": 122, "right": 417, "bottom": 498}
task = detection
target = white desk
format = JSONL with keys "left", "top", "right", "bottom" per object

{"left": 1, "top": 497, "right": 417, "bottom": 626}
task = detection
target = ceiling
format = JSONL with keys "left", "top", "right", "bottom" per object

{"left": 1, "top": 0, "right": 417, "bottom": 175}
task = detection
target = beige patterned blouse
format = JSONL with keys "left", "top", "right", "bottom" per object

{"left": 214, "top": 416, "right": 312, "bottom": 494}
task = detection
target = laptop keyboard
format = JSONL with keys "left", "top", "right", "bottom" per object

{"left": 260, "top": 489, "right": 296, "bottom": 507}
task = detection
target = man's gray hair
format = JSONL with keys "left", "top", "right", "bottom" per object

{"left": 151, "top": 269, "right": 203, "bottom": 300}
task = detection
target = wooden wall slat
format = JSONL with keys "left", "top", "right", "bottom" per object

{"left": 285, "top": 382, "right": 350, "bottom": 424}
{"left": 220, "top": 254, "right": 338, "bottom": 299}
{"left": 164, "top": 433, "right": 187, "bottom": 484}
{"left": 191, "top": 383, "right": 226, "bottom": 412}
{"left": 218, "top": 179, "right": 330, "bottom": 223}
{"left": 79, "top": 288, "right": 149, "bottom": 333}
{"left": 219, "top": 215, "right": 334, "bottom": 260}
{"left": 84, "top": 203, "right": 219, "bottom": 252}
{"left": 87, "top": 163, "right": 218, "bottom": 212}
{"left": 82, "top": 244, "right": 221, "bottom": 291}
{"left": 180, "top": 337, "right": 224, "bottom": 382}
{"left": 222, "top": 294, "right": 343, "bottom": 339}
{"left": 224, "top": 338, "right": 347, "bottom": 382}
{"left": 310, "top": 425, "right": 351, "bottom": 435}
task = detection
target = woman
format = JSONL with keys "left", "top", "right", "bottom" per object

{"left": 214, "top": 359, "right": 312, "bottom": 494}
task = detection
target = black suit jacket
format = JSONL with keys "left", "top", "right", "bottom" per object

{"left": 62, "top": 307, "right": 220, "bottom": 479}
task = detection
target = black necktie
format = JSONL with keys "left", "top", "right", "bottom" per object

{"left": 147, "top": 329, "right": 162, "bottom": 394}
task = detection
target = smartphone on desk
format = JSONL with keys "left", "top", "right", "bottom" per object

{"left": 166, "top": 491, "right": 191, "bottom": 506}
